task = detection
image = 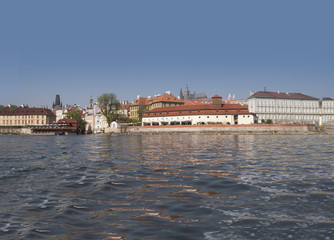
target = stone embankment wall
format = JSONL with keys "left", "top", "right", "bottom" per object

{"left": 105, "top": 124, "right": 317, "bottom": 135}
{"left": 323, "top": 122, "right": 334, "bottom": 134}
{"left": 0, "top": 127, "right": 31, "bottom": 135}
{"left": 0, "top": 124, "right": 322, "bottom": 135}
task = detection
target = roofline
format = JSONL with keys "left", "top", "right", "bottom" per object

{"left": 249, "top": 95, "right": 319, "bottom": 101}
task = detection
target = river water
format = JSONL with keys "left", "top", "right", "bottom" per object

{"left": 0, "top": 134, "right": 333, "bottom": 240}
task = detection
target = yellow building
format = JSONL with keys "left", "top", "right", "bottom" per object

{"left": 129, "top": 93, "right": 184, "bottom": 120}
{"left": 0, "top": 106, "right": 56, "bottom": 127}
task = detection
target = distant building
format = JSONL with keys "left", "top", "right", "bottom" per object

{"left": 179, "top": 85, "right": 207, "bottom": 101}
{"left": 129, "top": 92, "right": 184, "bottom": 120}
{"left": 248, "top": 91, "right": 320, "bottom": 124}
{"left": 84, "top": 96, "right": 110, "bottom": 133}
{"left": 31, "top": 118, "right": 78, "bottom": 135}
{"left": 0, "top": 106, "right": 56, "bottom": 127}
{"left": 223, "top": 99, "right": 249, "bottom": 106}
{"left": 320, "top": 98, "right": 334, "bottom": 124}
{"left": 142, "top": 94, "right": 254, "bottom": 126}
{"left": 52, "top": 94, "right": 63, "bottom": 110}
{"left": 89, "top": 96, "right": 93, "bottom": 109}
{"left": 119, "top": 101, "right": 131, "bottom": 119}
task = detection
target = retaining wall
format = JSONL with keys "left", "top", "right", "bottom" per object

{"left": 0, "top": 127, "right": 31, "bottom": 135}
{"left": 106, "top": 124, "right": 317, "bottom": 134}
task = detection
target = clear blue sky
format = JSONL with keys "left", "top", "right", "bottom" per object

{"left": 1, "top": 0, "right": 333, "bottom": 107}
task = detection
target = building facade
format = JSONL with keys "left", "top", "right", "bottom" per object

{"left": 0, "top": 106, "right": 56, "bottom": 127}
{"left": 129, "top": 92, "right": 184, "bottom": 120}
{"left": 248, "top": 91, "right": 320, "bottom": 124}
{"left": 142, "top": 95, "right": 254, "bottom": 126}
{"left": 320, "top": 98, "right": 334, "bottom": 124}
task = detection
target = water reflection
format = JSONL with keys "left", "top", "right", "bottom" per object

{"left": 0, "top": 134, "right": 333, "bottom": 239}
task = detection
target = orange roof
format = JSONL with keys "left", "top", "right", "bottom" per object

{"left": 58, "top": 118, "right": 77, "bottom": 124}
{"left": 132, "top": 93, "right": 183, "bottom": 106}
{"left": 250, "top": 91, "right": 318, "bottom": 100}
{"left": 0, "top": 107, "right": 55, "bottom": 116}
{"left": 144, "top": 103, "right": 251, "bottom": 118}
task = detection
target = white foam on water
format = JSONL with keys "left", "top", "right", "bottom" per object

{"left": 204, "top": 231, "right": 220, "bottom": 240}
{"left": 73, "top": 205, "right": 88, "bottom": 209}
{"left": 34, "top": 228, "right": 50, "bottom": 233}
{"left": 110, "top": 182, "right": 126, "bottom": 186}
{"left": 77, "top": 176, "right": 86, "bottom": 184}
{"left": 39, "top": 199, "right": 48, "bottom": 209}
{"left": 1, "top": 223, "right": 10, "bottom": 232}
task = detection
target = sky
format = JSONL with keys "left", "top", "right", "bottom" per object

{"left": 0, "top": 0, "right": 333, "bottom": 108}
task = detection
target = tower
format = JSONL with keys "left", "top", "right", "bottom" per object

{"left": 52, "top": 94, "right": 63, "bottom": 110}
{"left": 212, "top": 94, "right": 222, "bottom": 109}
{"left": 179, "top": 88, "right": 184, "bottom": 101}
{"left": 184, "top": 84, "right": 190, "bottom": 101}
{"left": 89, "top": 96, "right": 93, "bottom": 108}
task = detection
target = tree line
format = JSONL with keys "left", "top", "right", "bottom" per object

{"left": 0, "top": 105, "right": 18, "bottom": 110}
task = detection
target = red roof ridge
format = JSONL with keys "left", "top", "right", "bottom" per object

{"left": 250, "top": 91, "right": 319, "bottom": 100}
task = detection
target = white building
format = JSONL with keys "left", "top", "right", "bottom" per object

{"left": 248, "top": 91, "right": 320, "bottom": 124}
{"left": 55, "top": 109, "right": 65, "bottom": 122}
{"left": 142, "top": 95, "right": 255, "bottom": 126}
{"left": 320, "top": 98, "right": 334, "bottom": 124}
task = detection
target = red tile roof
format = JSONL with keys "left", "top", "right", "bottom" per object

{"left": 0, "top": 107, "right": 56, "bottom": 116}
{"left": 58, "top": 118, "right": 77, "bottom": 124}
{"left": 144, "top": 103, "right": 250, "bottom": 118}
{"left": 132, "top": 93, "right": 183, "bottom": 106}
{"left": 249, "top": 91, "right": 319, "bottom": 100}
{"left": 322, "top": 97, "right": 334, "bottom": 101}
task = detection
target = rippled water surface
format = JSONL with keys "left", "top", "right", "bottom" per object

{"left": 0, "top": 134, "right": 334, "bottom": 239}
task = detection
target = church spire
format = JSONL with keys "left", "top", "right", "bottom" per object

{"left": 179, "top": 88, "right": 184, "bottom": 101}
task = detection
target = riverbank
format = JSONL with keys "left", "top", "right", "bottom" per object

{"left": 105, "top": 124, "right": 320, "bottom": 135}
{"left": 0, "top": 124, "right": 329, "bottom": 135}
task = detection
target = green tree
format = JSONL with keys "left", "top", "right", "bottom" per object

{"left": 137, "top": 103, "right": 147, "bottom": 122}
{"left": 66, "top": 109, "right": 87, "bottom": 133}
{"left": 0, "top": 105, "right": 4, "bottom": 110}
{"left": 97, "top": 93, "right": 121, "bottom": 126}
{"left": 10, "top": 105, "right": 18, "bottom": 110}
